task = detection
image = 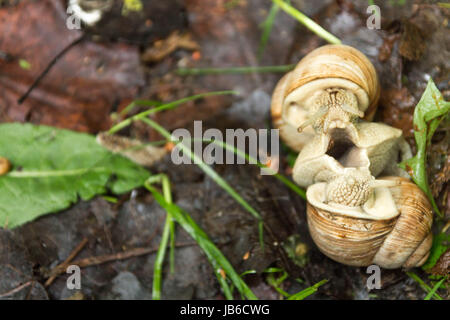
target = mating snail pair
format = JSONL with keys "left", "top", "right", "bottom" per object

{"left": 271, "top": 45, "right": 433, "bottom": 269}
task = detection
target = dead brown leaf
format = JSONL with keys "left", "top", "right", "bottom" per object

{"left": 0, "top": 0, "right": 144, "bottom": 133}
{"left": 379, "top": 87, "right": 416, "bottom": 138}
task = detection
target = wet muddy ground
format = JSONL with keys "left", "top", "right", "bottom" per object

{"left": 0, "top": 0, "right": 448, "bottom": 299}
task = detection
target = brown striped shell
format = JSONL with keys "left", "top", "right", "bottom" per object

{"left": 271, "top": 44, "right": 380, "bottom": 152}
{"left": 306, "top": 177, "right": 433, "bottom": 269}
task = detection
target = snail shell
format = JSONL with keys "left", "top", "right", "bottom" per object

{"left": 271, "top": 44, "right": 380, "bottom": 152}
{"left": 306, "top": 177, "right": 433, "bottom": 269}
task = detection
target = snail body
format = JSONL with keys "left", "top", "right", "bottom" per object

{"left": 306, "top": 177, "right": 433, "bottom": 269}
{"left": 271, "top": 44, "right": 380, "bottom": 152}
{"left": 292, "top": 121, "right": 412, "bottom": 188}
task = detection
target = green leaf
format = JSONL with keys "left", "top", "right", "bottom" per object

{"left": 0, "top": 123, "right": 150, "bottom": 228}
{"left": 422, "top": 232, "right": 450, "bottom": 270}
{"left": 399, "top": 79, "right": 450, "bottom": 217}
{"left": 288, "top": 279, "right": 328, "bottom": 300}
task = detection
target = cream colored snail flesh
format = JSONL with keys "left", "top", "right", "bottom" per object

{"left": 292, "top": 121, "right": 412, "bottom": 188}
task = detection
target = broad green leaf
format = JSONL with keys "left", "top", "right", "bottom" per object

{"left": 0, "top": 123, "right": 150, "bottom": 228}
{"left": 400, "top": 79, "right": 450, "bottom": 217}
{"left": 422, "top": 232, "right": 450, "bottom": 270}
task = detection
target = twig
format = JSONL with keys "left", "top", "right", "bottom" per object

{"left": 46, "top": 242, "right": 197, "bottom": 281}
{"left": 45, "top": 237, "right": 89, "bottom": 287}
{"left": 17, "top": 35, "right": 85, "bottom": 104}
{"left": 0, "top": 281, "right": 35, "bottom": 298}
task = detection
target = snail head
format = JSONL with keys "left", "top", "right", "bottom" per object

{"left": 297, "top": 88, "right": 363, "bottom": 134}
{"left": 325, "top": 169, "right": 400, "bottom": 207}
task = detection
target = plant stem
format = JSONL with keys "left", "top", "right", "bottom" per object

{"left": 140, "top": 118, "right": 265, "bottom": 250}
{"left": 176, "top": 65, "right": 295, "bottom": 76}
{"left": 272, "top": 0, "right": 341, "bottom": 45}
{"left": 424, "top": 277, "right": 447, "bottom": 300}
{"left": 7, "top": 167, "right": 107, "bottom": 178}
{"left": 190, "top": 138, "right": 306, "bottom": 199}
{"left": 406, "top": 272, "right": 443, "bottom": 300}
{"left": 148, "top": 174, "right": 175, "bottom": 300}
{"left": 108, "top": 91, "right": 237, "bottom": 135}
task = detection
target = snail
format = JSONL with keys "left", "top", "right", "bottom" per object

{"left": 272, "top": 44, "right": 433, "bottom": 269}
{"left": 306, "top": 176, "right": 433, "bottom": 269}
{"left": 271, "top": 44, "right": 380, "bottom": 152}
{"left": 0, "top": 156, "right": 11, "bottom": 176}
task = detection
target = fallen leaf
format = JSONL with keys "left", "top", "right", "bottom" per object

{"left": 0, "top": 0, "right": 144, "bottom": 133}
{"left": 0, "top": 123, "right": 150, "bottom": 229}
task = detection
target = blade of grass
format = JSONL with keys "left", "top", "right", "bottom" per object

{"left": 176, "top": 65, "right": 295, "bottom": 76}
{"left": 406, "top": 272, "right": 443, "bottom": 300}
{"left": 263, "top": 267, "right": 284, "bottom": 273}
{"left": 106, "top": 92, "right": 305, "bottom": 200}
{"left": 288, "top": 279, "right": 328, "bottom": 300}
{"left": 266, "top": 270, "right": 290, "bottom": 298}
{"left": 257, "top": 3, "right": 280, "bottom": 60}
{"left": 147, "top": 174, "right": 176, "bottom": 300}
{"left": 422, "top": 232, "right": 450, "bottom": 270}
{"left": 272, "top": 0, "right": 341, "bottom": 45}
{"left": 191, "top": 138, "right": 306, "bottom": 199}
{"left": 424, "top": 277, "right": 447, "bottom": 300}
{"left": 101, "top": 195, "right": 118, "bottom": 203}
{"left": 144, "top": 180, "right": 258, "bottom": 300}
{"left": 119, "top": 100, "right": 162, "bottom": 117}
{"left": 108, "top": 91, "right": 237, "bottom": 135}
{"left": 399, "top": 79, "right": 449, "bottom": 218}
{"left": 140, "top": 117, "right": 266, "bottom": 250}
